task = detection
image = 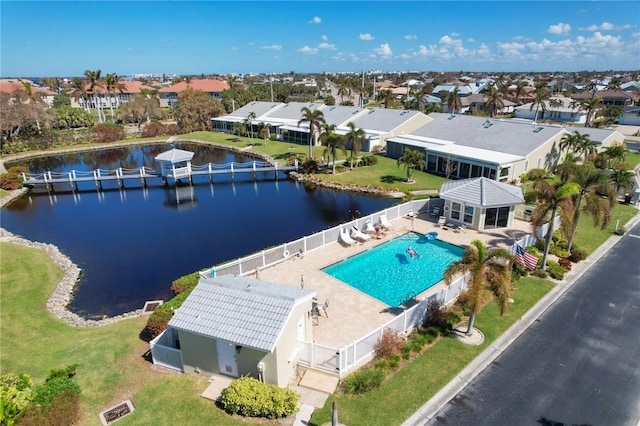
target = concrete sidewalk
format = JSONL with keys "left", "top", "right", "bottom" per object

{"left": 402, "top": 212, "right": 640, "bottom": 426}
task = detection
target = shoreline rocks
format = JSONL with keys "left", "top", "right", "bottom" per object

{"left": 0, "top": 228, "right": 143, "bottom": 327}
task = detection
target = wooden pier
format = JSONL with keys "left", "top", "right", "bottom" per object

{"left": 22, "top": 159, "right": 299, "bottom": 193}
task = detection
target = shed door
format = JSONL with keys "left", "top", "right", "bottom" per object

{"left": 217, "top": 341, "right": 238, "bottom": 377}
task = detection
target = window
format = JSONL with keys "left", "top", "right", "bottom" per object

{"left": 451, "top": 202, "right": 461, "bottom": 220}
{"left": 464, "top": 206, "right": 474, "bottom": 224}
{"left": 524, "top": 160, "right": 529, "bottom": 172}
{"left": 460, "top": 162, "right": 471, "bottom": 179}
{"left": 537, "top": 157, "right": 542, "bottom": 168}
{"left": 427, "top": 154, "right": 438, "bottom": 172}
{"left": 471, "top": 165, "right": 483, "bottom": 178}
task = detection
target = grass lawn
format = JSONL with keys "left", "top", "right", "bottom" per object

{"left": 572, "top": 203, "right": 638, "bottom": 255}
{"left": 309, "top": 277, "right": 555, "bottom": 426}
{"left": 0, "top": 242, "right": 249, "bottom": 426}
{"left": 625, "top": 150, "right": 640, "bottom": 169}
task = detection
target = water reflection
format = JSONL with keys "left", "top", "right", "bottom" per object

{"left": 2, "top": 143, "right": 397, "bottom": 319}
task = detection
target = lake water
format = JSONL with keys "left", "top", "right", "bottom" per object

{"left": 1, "top": 143, "right": 396, "bottom": 319}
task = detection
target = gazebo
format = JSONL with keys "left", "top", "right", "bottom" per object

{"left": 438, "top": 177, "right": 524, "bottom": 231}
{"left": 154, "top": 148, "right": 195, "bottom": 184}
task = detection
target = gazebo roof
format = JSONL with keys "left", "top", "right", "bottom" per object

{"left": 439, "top": 177, "right": 524, "bottom": 208}
{"left": 154, "top": 148, "right": 194, "bottom": 164}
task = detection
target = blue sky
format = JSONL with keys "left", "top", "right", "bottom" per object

{"left": 2, "top": 1, "right": 639, "bottom": 77}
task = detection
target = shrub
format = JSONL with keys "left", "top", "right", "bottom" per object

{"left": 551, "top": 248, "right": 571, "bottom": 259}
{"left": 401, "top": 343, "right": 412, "bottom": 359}
{"left": 424, "top": 299, "right": 446, "bottom": 329}
{"left": 423, "top": 326, "right": 441, "bottom": 343}
{"left": 165, "top": 124, "right": 181, "bottom": 135}
{"left": 361, "top": 155, "right": 377, "bottom": 166}
{"left": 535, "top": 238, "right": 553, "bottom": 252}
{"left": 388, "top": 355, "right": 401, "bottom": 371}
{"left": 409, "top": 332, "right": 428, "bottom": 352}
{"left": 558, "top": 258, "right": 572, "bottom": 271}
{"left": 374, "top": 328, "right": 405, "bottom": 359}
{"left": 141, "top": 123, "right": 166, "bottom": 138}
{"left": 170, "top": 271, "right": 200, "bottom": 295}
{"left": 532, "top": 269, "right": 548, "bottom": 278}
{"left": 0, "top": 173, "right": 23, "bottom": 190}
{"left": 20, "top": 392, "right": 81, "bottom": 426}
{"left": 341, "top": 368, "right": 384, "bottom": 395}
{"left": 7, "top": 166, "right": 28, "bottom": 175}
{"left": 0, "top": 372, "right": 34, "bottom": 426}
{"left": 143, "top": 291, "right": 192, "bottom": 339}
{"left": 568, "top": 249, "right": 586, "bottom": 263}
{"left": 93, "top": 123, "right": 125, "bottom": 143}
{"left": 302, "top": 159, "right": 318, "bottom": 174}
{"left": 546, "top": 261, "right": 567, "bottom": 280}
{"left": 220, "top": 377, "right": 298, "bottom": 419}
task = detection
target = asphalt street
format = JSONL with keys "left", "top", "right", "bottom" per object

{"left": 421, "top": 222, "right": 640, "bottom": 426}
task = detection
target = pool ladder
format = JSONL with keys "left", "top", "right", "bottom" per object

{"left": 402, "top": 291, "right": 417, "bottom": 305}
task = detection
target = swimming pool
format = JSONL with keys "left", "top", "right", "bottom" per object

{"left": 322, "top": 232, "right": 464, "bottom": 308}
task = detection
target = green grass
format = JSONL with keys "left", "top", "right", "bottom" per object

{"left": 572, "top": 203, "right": 638, "bottom": 255}
{"left": 309, "top": 277, "right": 555, "bottom": 426}
{"left": 625, "top": 150, "right": 640, "bottom": 169}
{"left": 0, "top": 242, "right": 248, "bottom": 426}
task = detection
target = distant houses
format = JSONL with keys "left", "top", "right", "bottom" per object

{"left": 158, "top": 79, "right": 229, "bottom": 107}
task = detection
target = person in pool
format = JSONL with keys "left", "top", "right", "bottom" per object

{"left": 406, "top": 247, "right": 420, "bottom": 259}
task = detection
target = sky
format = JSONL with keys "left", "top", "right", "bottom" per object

{"left": 1, "top": 1, "right": 639, "bottom": 78}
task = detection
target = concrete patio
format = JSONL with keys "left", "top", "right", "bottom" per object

{"left": 253, "top": 213, "right": 533, "bottom": 349}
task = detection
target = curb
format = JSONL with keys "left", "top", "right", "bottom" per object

{"left": 402, "top": 212, "right": 640, "bottom": 426}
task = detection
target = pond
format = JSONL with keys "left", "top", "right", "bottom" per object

{"left": 2, "top": 143, "right": 397, "bottom": 319}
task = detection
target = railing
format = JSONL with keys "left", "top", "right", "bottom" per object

{"left": 202, "top": 198, "right": 444, "bottom": 278}
{"left": 150, "top": 328, "right": 183, "bottom": 372}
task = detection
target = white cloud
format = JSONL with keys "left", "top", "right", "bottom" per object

{"left": 321, "top": 35, "right": 328, "bottom": 41}
{"left": 547, "top": 23, "right": 571, "bottom": 35}
{"left": 450, "top": 32, "right": 460, "bottom": 37}
{"left": 404, "top": 34, "right": 417, "bottom": 40}
{"left": 261, "top": 45, "right": 282, "bottom": 51}
{"left": 297, "top": 45, "right": 318, "bottom": 55}
{"left": 309, "top": 16, "right": 321, "bottom": 24}
{"left": 467, "top": 38, "right": 476, "bottom": 43}
{"left": 318, "top": 42, "right": 336, "bottom": 50}
{"left": 583, "top": 22, "right": 631, "bottom": 31}
{"left": 374, "top": 43, "right": 392, "bottom": 56}
{"left": 359, "top": 33, "right": 375, "bottom": 41}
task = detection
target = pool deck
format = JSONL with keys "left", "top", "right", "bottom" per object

{"left": 254, "top": 213, "right": 532, "bottom": 349}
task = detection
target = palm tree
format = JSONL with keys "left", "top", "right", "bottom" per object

{"left": 484, "top": 84, "right": 504, "bottom": 117}
{"left": 581, "top": 97, "right": 602, "bottom": 128}
{"left": 548, "top": 98, "right": 563, "bottom": 119}
{"left": 245, "top": 111, "right": 256, "bottom": 141}
{"left": 345, "top": 121, "right": 365, "bottom": 170}
{"left": 560, "top": 130, "right": 594, "bottom": 162}
{"left": 575, "top": 134, "right": 597, "bottom": 162}
{"left": 84, "top": 69, "right": 105, "bottom": 123}
{"left": 396, "top": 148, "right": 425, "bottom": 183}
{"left": 601, "top": 144, "right": 627, "bottom": 169}
{"left": 257, "top": 122, "right": 269, "bottom": 145}
{"left": 319, "top": 123, "right": 346, "bottom": 174}
{"left": 559, "top": 131, "right": 581, "bottom": 159}
{"left": 514, "top": 81, "right": 527, "bottom": 105}
{"left": 19, "top": 81, "right": 45, "bottom": 134}
{"left": 444, "top": 240, "right": 515, "bottom": 336}
{"left": 446, "top": 87, "right": 462, "bottom": 114}
{"left": 609, "top": 169, "right": 635, "bottom": 195}
{"left": 104, "top": 73, "right": 125, "bottom": 122}
{"left": 566, "top": 165, "right": 615, "bottom": 251}
{"left": 529, "top": 170, "right": 578, "bottom": 270}
{"left": 337, "top": 82, "right": 348, "bottom": 104}
{"left": 530, "top": 87, "right": 550, "bottom": 122}
{"left": 298, "top": 107, "right": 326, "bottom": 159}
{"left": 70, "top": 77, "right": 90, "bottom": 113}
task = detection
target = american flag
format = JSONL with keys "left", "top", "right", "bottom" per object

{"left": 515, "top": 244, "right": 538, "bottom": 270}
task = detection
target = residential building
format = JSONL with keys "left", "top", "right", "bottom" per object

{"left": 159, "top": 78, "right": 229, "bottom": 107}
{"left": 514, "top": 96, "right": 587, "bottom": 124}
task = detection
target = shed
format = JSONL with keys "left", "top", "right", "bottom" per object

{"left": 439, "top": 177, "right": 524, "bottom": 231}
{"left": 151, "top": 275, "right": 316, "bottom": 387}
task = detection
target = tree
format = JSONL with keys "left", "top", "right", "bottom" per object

{"left": 69, "top": 77, "right": 89, "bottom": 113}
{"left": 257, "top": 122, "right": 269, "bottom": 145}
{"left": 345, "top": 121, "right": 365, "bottom": 170}
{"left": 484, "top": 84, "right": 504, "bottom": 117}
{"left": 319, "top": 123, "right": 346, "bottom": 174}
{"left": 513, "top": 81, "right": 527, "bottom": 105}
{"left": 446, "top": 87, "right": 462, "bottom": 114}
{"left": 530, "top": 87, "right": 550, "bottom": 122}
{"left": 337, "top": 82, "right": 349, "bottom": 103}
{"left": 172, "top": 87, "right": 225, "bottom": 133}
{"left": 396, "top": 148, "right": 425, "bottom": 183}
{"left": 104, "top": 73, "right": 125, "bottom": 122}
{"left": 444, "top": 240, "right": 515, "bottom": 336}
{"left": 609, "top": 169, "right": 635, "bottom": 195}
{"left": 84, "top": 69, "right": 105, "bottom": 123}
{"left": 17, "top": 82, "right": 46, "bottom": 134}
{"left": 548, "top": 98, "right": 563, "bottom": 119}
{"left": 580, "top": 97, "right": 602, "bottom": 128}
{"left": 118, "top": 92, "right": 161, "bottom": 130}
{"left": 566, "top": 165, "right": 615, "bottom": 251}
{"left": 529, "top": 169, "right": 578, "bottom": 270}
{"left": 245, "top": 111, "right": 256, "bottom": 141}
{"left": 559, "top": 130, "right": 594, "bottom": 162}
{"left": 600, "top": 144, "right": 627, "bottom": 169}
{"left": 298, "top": 107, "right": 325, "bottom": 159}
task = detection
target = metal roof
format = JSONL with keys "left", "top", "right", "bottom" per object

{"left": 154, "top": 148, "right": 194, "bottom": 163}
{"left": 439, "top": 177, "right": 524, "bottom": 208}
{"left": 168, "top": 275, "right": 315, "bottom": 353}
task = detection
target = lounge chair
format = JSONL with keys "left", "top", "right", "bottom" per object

{"left": 364, "top": 220, "right": 376, "bottom": 234}
{"left": 436, "top": 216, "right": 446, "bottom": 227}
{"left": 455, "top": 224, "right": 467, "bottom": 233}
{"left": 378, "top": 214, "right": 393, "bottom": 230}
{"left": 350, "top": 225, "right": 371, "bottom": 242}
{"left": 430, "top": 206, "right": 440, "bottom": 216}
{"left": 339, "top": 228, "right": 356, "bottom": 246}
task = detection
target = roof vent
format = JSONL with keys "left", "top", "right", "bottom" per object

{"left": 448, "top": 114, "right": 456, "bottom": 120}
{"left": 483, "top": 119, "right": 493, "bottom": 128}
{"left": 533, "top": 126, "right": 544, "bottom": 133}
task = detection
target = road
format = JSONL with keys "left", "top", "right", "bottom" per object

{"left": 421, "top": 222, "right": 640, "bottom": 426}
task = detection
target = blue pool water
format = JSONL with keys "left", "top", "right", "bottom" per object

{"left": 322, "top": 232, "right": 464, "bottom": 308}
